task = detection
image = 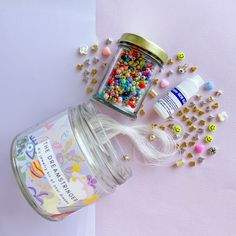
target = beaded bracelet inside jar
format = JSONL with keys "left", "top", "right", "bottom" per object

{"left": 11, "top": 102, "right": 131, "bottom": 221}
{"left": 93, "top": 33, "right": 168, "bottom": 118}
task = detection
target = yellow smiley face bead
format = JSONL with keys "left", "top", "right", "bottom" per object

{"left": 174, "top": 125, "right": 182, "bottom": 133}
{"left": 205, "top": 135, "right": 214, "bottom": 143}
{"left": 177, "top": 51, "right": 185, "bottom": 61}
{"left": 208, "top": 124, "right": 217, "bottom": 132}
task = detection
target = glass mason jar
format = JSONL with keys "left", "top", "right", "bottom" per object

{"left": 11, "top": 102, "right": 131, "bottom": 221}
{"left": 93, "top": 33, "right": 168, "bottom": 118}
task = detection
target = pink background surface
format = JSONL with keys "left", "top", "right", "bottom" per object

{"left": 96, "top": 0, "right": 236, "bottom": 236}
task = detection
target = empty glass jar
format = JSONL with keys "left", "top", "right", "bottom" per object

{"left": 11, "top": 102, "right": 131, "bottom": 221}
{"left": 94, "top": 33, "right": 168, "bottom": 118}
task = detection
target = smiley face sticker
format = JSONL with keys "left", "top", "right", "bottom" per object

{"left": 177, "top": 51, "right": 185, "bottom": 61}
{"left": 205, "top": 135, "right": 214, "bottom": 143}
{"left": 208, "top": 124, "right": 217, "bottom": 132}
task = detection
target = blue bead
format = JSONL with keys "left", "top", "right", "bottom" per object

{"left": 137, "top": 90, "right": 142, "bottom": 95}
{"left": 204, "top": 81, "right": 214, "bottom": 91}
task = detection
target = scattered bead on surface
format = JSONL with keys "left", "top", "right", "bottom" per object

{"left": 203, "top": 81, "right": 215, "bottom": 91}
{"left": 79, "top": 45, "right": 89, "bottom": 55}
{"left": 91, "top": 44, "right": 99, "bottom": 52}
{"left": 177, "top": 51, "right": 185, "bottom": 61}
{"left": 159, "top": 79, "right": 170, "bottom": 88}
{"left": 212, "top": 103, "right": 219, "bottom": 109}
{"left": 194, "top": 144, "right": 205, "bottom": 153}
{"left": 197, "top": 128, "right": 204, "bottom": 134}
{"left": 217, "top": 111, "right": 228, "bottom": 122}
{"left": 208, "top": 124, "right": 217, "bottom": 132}
{"left": 189, "top": 161, "right": 196, "bottom": 167}
{"left": 149, "top": 89, "right": 158, "bottom": 98}
{"left": 207, "top": 147, "right": 217, "bottom": 155}
{"left": 91, "top": 78, "right": 98, "bottom": 84}
{"left": 102, "top": 46, "right": 112, "bottom": 57}
{"left": 149, "top": 134, "right": 156, "bottom": 141}
{"left": 175, "top": 158, "right": 185, "bottom": 167}
{"left": 215, "top": 90, "right": 223, "bottom": 96}
{"left": 77, "top": 64, "right": 84, "bottom": 71}
{"left": 198, "top": 157, "right": 205, "bottom": 163}
{"left": 105, "top": 38, "right": 113, "bottom": 45}
{"left": 189, "top": 141, "right": 196, "bottom": 147}
{"left": 190, "top": 66, "right": 197, "bottom": 72}
{"left": 123, "top": 154, "right": 131, "bottom": 161}
{"left": 167, "top": 58, "right": 174, "bottom": 65}
{"left": 187, "top": 153, "right": 193, "bottom": 159}
{"left": 86, "top": 87, "right": 93, "bottom": 94}
{"left": 205, "top": 135, "right": 214, "bottom": 143}
{"left": 178, "top": 64, "right": 188, "bottom": 74}
{"left": 207, "top": 115, "right": 215, "bottom": 122}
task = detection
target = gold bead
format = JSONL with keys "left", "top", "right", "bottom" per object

{"left": 198, "top": 110, "right": 205, "bottom": 116}
{"left": 189, "top": 141, "right": 195, "bottom": 147}
{"left": 91, "top": 78, "right": 98, "bottom": 84}
{"left": 139, "top": 109, "right": 145, "bottom": 116}
{"left": 190, "top": 66, "right": 197, "bottom": 72}
{"left": 184, "top": 107, "right": 190, "bottom": 113}
{"left": 189, "top": 125, "right": 196, "bottom": 132}
{"left": 175, "top": 158, "right": 185, "bottom": 167}
{"left": 193, "top": 106, "right": 200, "bottom": 112}
{"left": 176, "top": 110, "right": 184, "bottom": 116}
{"left": 167, "top": 58, "right": 174, "bottom": 65}
{"left": 153, "top": 79, "right": 159, "bottom": 85}
{"left": 82, "top": 77, "right": 89, "bottom": 83}
{"left": 91, "top": 69, "right": 97, "bottom": 75}
{"left": 152, "top": 123, "right": 158, "bottom": 129}
{"left": 207, "top": 96, "right": 215, "bottom": 102}
{"left": 182, "top": 115, "right": 189, "bottom": 121}
{"left": 189, "top": 161, "right": 196, "bottom": 167}
{"left": 76, "top": 64, "right": 84, "bottom": 71}
{"left": 199, "top": 120, "right": 206, "bottom": 126}
{"left": 180, "top": 142, "right": 187, "bottom": 148}
{"left": 168, "top": 123, "right": 175, "bottom": 129}
{"left": 187, "top": 153, "right": 193, "bottom": 158}
{"left": 212, "top": 103, "right": 219, "bottom": 109}
{"left": 91, "top": 44, "right": 99, "bottom": 52}
{"left": 159, "top": 125, "right": 166, "bottom": 131}
{"left": 186, "top": 120, "right": 193, "bottom": 126}
{"left": 86, "top": 87, "right": 93, "bottom": 94}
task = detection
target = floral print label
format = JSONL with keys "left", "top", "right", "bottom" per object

{"left": 14, "top": 110, "right": 99, "bottom": 219}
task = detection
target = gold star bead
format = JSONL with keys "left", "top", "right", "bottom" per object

{"left": 91, "top": 44, "right": 99, "bottom": 52}
{"left": 187, "top": 153, "right": 193, "bottom": 159}
{"left": 152, "top": 123, "right": 158, "bottom": 129}
{"left": 159, "top": 125, "right": 166, "bottom": 130}
{"left": 76, "top": 64, "right": 84, "bottom": 71}
{"left": 91, "top": 78, "right": 98, "bottom": 84}
{"left": 153, "top": 79, "right": 159, "bottom": 85}
{"left": 91, "top": 69, "right": 97, "bottom": 75}
{"left": 139, "top": 109, "right": 145, "bottom": 116}
{"left": 189, "top": 141, "right": 195, "bottom": 147}
{"left": 184, "top": 107, "right": 190, "bottom": 113}
{"left": 207, "top": 96, "right": 215, "bottom": 102}
{"left": 182, "top": 115, "right": 189, "bottom": 121}
{"left": 193, "top": 106, "right": 200, "bottom": 112}
{"left": 167, "top": 58, "right": 174, "bottom": 65}
{"left": 190, "top": 66, "right": 197, "bottom": 72}
{"left": 186, "top": 120, "right": 193, "bottom": 126}
{"left": 82, "top": 77, "right": 88, "bottom": 83}
{"left": 198, "top": 110, "right": 205, "bottom": 116}
{"left": 189, "top": 126, "right": 196, "bottom": 132}
{"left": 189, "top": 161, "right": 196, "bottom": 167}
{"left": 212, "top": 103, "right": 219, "bottom": 109}
{"left": 199, "top": 120, "right": 206, "bottom": 126}
{"left": 180, "top": 142, "right": 187, "bottom": 148}
{"left": 177, "top": 110, "right": 184, "bottom": 116}
{"left": 168, "top": 123, "right": 175, "bottom": 129}
{"left": 86, "top": 87, "right": 93, "bottom": 94}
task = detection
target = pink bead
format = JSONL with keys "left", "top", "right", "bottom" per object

{"left": 102, "top": 46, "right": 112, "bottom": 57}
{"left": 159, "top": 79, "right": 170, "bottom": 88}
{"left": 194, "top": 144, "right": 205, "bottom": 153}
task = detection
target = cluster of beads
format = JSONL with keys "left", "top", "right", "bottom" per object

{"left": 99, "top": 48, "right": 155, "bottom": 110}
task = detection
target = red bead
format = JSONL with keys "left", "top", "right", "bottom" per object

{"left": 139, "top": 83, "right": 146, "bottom": 89}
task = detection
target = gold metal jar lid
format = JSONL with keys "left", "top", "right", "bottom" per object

{"left": 119, "top": 33, "right": 168, "bottom": 65}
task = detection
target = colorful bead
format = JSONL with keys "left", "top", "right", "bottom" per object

{"left": 189, "top": 161, "right": 196, "bottom": 167}
{"left": 175, "top": 158, "right": 185, "bottom": 167}
{"left": 76, "top": 64, "right": 84, "bottom": 71}
{"left": 178, "top": 64, "right": 188, "bottom": 74}
{"left": 177, "top": 51, "right": 185, "bottom": 61}
{"left": 167, "top": 58, "right": 174, "bottom": 65}
{"left": 79, "top": 45, "right": 89, "bottom": 55}
{"left": 187, "top": 153, "right": 193, "bottom": 158}
{"left": 204, "top": 135, "right": 213, "bottom": 143}
{"left": 217, "top": 111, "right": 228, "bottom": 122}
{"left": 203, "top": 81, "right": 214, "bottom": 91}
{"left": 207, "top": 147, "right": 216, "bottom": 155}
{"left": 102, "top": 46, "right": 112, "bottom": 57}
{"left": 91, "top": 69, "right": 97, "bottom": 75}
{"left": 149, "top": 89, "right": 158, "bottom": 98}
{"left": 194, "top": 144, "right": 205, "bottom": 153}
{"left": 189, "top": 125, "right": 196, "bottom": 132}
{"left": 190, "top": 66, "right": 197, "bottom": 72}
{"left": 208, "top": 124, "right": 217, "bottom": 132}
{"left": 159, "top": 79, "right": 170, "bottom": 88}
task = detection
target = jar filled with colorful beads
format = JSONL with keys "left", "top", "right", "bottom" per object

{"left": 93, "top": 33, "right": 168, "bottom": 118}
{"left": 11, "top": 102, "right": 131, "bottom": 221}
